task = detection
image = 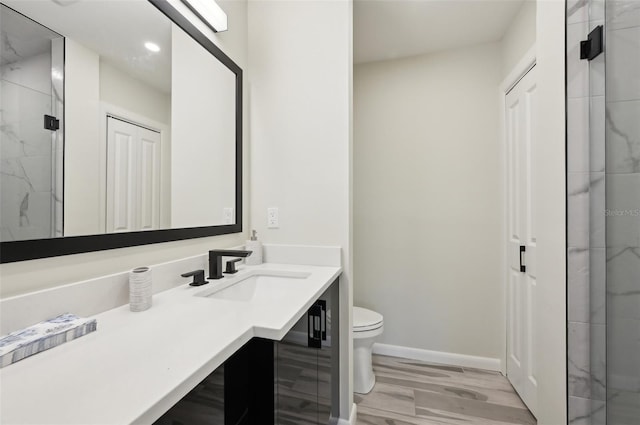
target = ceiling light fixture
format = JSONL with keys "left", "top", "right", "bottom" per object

{"left": 182, "top": 0, "right": 228, "bottom": 33}
{"left": 144, "top": 42, "right": 161, "bottom": 53}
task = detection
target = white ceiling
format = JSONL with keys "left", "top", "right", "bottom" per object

{"left": 2, "top": 0, "right": 172, "bottom": 93}
{"left": 354, "top": 0, "right": 525, "bottom": 64}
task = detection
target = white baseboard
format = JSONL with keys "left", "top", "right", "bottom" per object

{"left": 349, "top": 404, "right": 357, "bottom": 425}
{"left": 333, "top": 404, "right": 357, "bottom": 425}
{"left": 373, "top": 343, "right": 501, "bottom": 372}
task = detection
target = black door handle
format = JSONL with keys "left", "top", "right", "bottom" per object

{"left": 519, "top": 245, "right": 526, "bottom": 273}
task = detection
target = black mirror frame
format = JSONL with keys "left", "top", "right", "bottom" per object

{"left": 0, "top": 0, "right": 243, "bottom": 264}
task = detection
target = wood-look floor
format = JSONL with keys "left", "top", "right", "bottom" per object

{"left": 355, "top": 354, "right": 536, "bottom": 425}
{"left": 155, "top": 342, "right": 536, "bottom": 425}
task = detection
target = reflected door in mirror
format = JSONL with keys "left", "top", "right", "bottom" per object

{"left": 106, "top": 117, "right": 161, "bottom": 233}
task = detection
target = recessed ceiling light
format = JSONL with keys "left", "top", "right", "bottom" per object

{"left": 144, "top": 42, "right": 160, "bottom": 53}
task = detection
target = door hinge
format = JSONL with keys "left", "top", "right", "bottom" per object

{"left": 44, "top": 115, "right": 60, "bottom": 131}
{"left": 519, "top": 245, "right": 526, "bottom": 273}
{"left": 580, "top": 25, "right": 603, "bottom": 61}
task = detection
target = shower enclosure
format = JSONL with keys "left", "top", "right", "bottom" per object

{"left": 567, "top": 0, "right": 640, "bottom": 423}
{"left": 0, "top": 5, "right": 64, "bottom": 241}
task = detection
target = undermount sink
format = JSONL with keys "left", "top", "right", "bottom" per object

{"left": 198, "top": 271, "right": 311, "bottom": 302}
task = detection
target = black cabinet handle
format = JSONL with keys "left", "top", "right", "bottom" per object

{"left": 307, "top": 303, "right": 322, "bottom": 349}
{"left": 519, "top": 245, "right": 526, "bottom": 273}
{"left": 318, "top": 300, "right": 327, "bottom": 341}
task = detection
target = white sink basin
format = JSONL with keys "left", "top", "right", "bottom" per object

{"left": 198, "top": 271, "right": 311, "bottom": 302}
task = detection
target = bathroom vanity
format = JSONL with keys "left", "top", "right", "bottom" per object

{"left": 0, "top": 0, "right": 352, "bottom": 421}
{"left": 0, "top": 259, "right": 342, "bottom": 424}
{"left": 155, "top": 281, "right": 338, "bottom": 425}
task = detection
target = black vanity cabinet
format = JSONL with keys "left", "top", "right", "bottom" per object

{"left": 154, "top": 366, "right": 226, "bottom": 424}
{"left": 154, "top": 338, "right": 275, "bottom": 425}
{"left": 154, "top": 279, "right": 339, "bottom": 425}
{"left": 275, "top": 294, "right": 335, "bottom": 424}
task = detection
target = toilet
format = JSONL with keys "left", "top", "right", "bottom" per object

{"left": 329, "top": 306, "right": 384, "bottom": 394}
{"left": 352, "top": 307, "right": 384, "bottom": 394}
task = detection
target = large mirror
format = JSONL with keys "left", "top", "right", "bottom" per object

{"left": 0, "top": 0, "right": 242, "bottom": 262}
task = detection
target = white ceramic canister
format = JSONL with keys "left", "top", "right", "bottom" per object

{"left": 129, "top": 267, "right": 152, "bottom": 312}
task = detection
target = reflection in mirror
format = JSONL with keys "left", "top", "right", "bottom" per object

{"left": 0, "top": 5, "right": 64, "bottom": 242}
{"left": 0, "top": 0, "right": 237, "bottom": 243}
{"left": 171, "top": 25, "right": 235, "bottom": 229}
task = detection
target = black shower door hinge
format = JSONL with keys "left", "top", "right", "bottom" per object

{"left": 44, "top": 115, "right": 60, "bottom": 131}
{"left": 580, "top": 25, "right": 603, "bottom": 61}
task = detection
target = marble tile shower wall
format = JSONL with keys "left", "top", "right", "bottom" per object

{"left": 567, "top": 0, "right": 607, "bottom": 423}
{"left": 0, "top": 49, "right": 59, "bottom": 241}
{"left": 604, "top": 1, "right": 640, "bottom": 423}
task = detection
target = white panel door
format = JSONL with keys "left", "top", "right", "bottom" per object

{"left": 106, "top": 118, "right": 137, "bottom": 233}
{"left": 138, "top": 128, "right": 161, "bottom": 231}
{"left": 505, "top": 66, "right": 538, "bottom": 416}
{"left": 106, "top": 117, "right": 161, "bottom": 233}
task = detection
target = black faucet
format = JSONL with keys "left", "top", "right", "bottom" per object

{"left": 181, "top": 270, "right": 207, "bottom": 286}
{"left": 208, "top": 250, "right": 252, "bottom": 280}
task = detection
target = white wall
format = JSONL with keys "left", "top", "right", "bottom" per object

{"left": 534, "top": 0, "right": 566, "bottom": 422}
{"left": 354, "top": 43, "right": 503, "bottom": 361}
{"left": 99, "top": 61, "right": 171, "bottom": 126}
{"left": 64, "top": 39, "right": 101, "bottom": 237}
{"left": 0, "top": 0, "right": 249, "bottom": 298}
{"left": 171, "top": 24, "right": 235, "bottom": 228}
{"left": 501, "top": 0, "right": 536, "bottom": 78}
{"left": 247, "top": 0, "right": 353, "bottom": 418}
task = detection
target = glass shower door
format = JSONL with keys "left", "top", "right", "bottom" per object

{"left": 605, "top": 0, "right": 640, "bottom": 423}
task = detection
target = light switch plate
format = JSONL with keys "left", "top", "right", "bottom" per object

{"left": 223, "top": 208, "right": 233, "bottom": 224}
{"left": 267, "top": 207, "right": 279, "bottom": 228}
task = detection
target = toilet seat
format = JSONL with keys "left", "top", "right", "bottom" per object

{"left": 353, "top": 307, "right": 383, "bottom": 332}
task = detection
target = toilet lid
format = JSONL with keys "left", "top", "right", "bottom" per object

{"left": 353, "top": 307, "right": 383, "bottom": 331}
{"left": 327, "top": 307, "right": 384, "bottom": 331}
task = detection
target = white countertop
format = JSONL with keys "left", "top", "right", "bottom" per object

{"left": 0, "top": 263, "right": 341, "bottom": 425}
